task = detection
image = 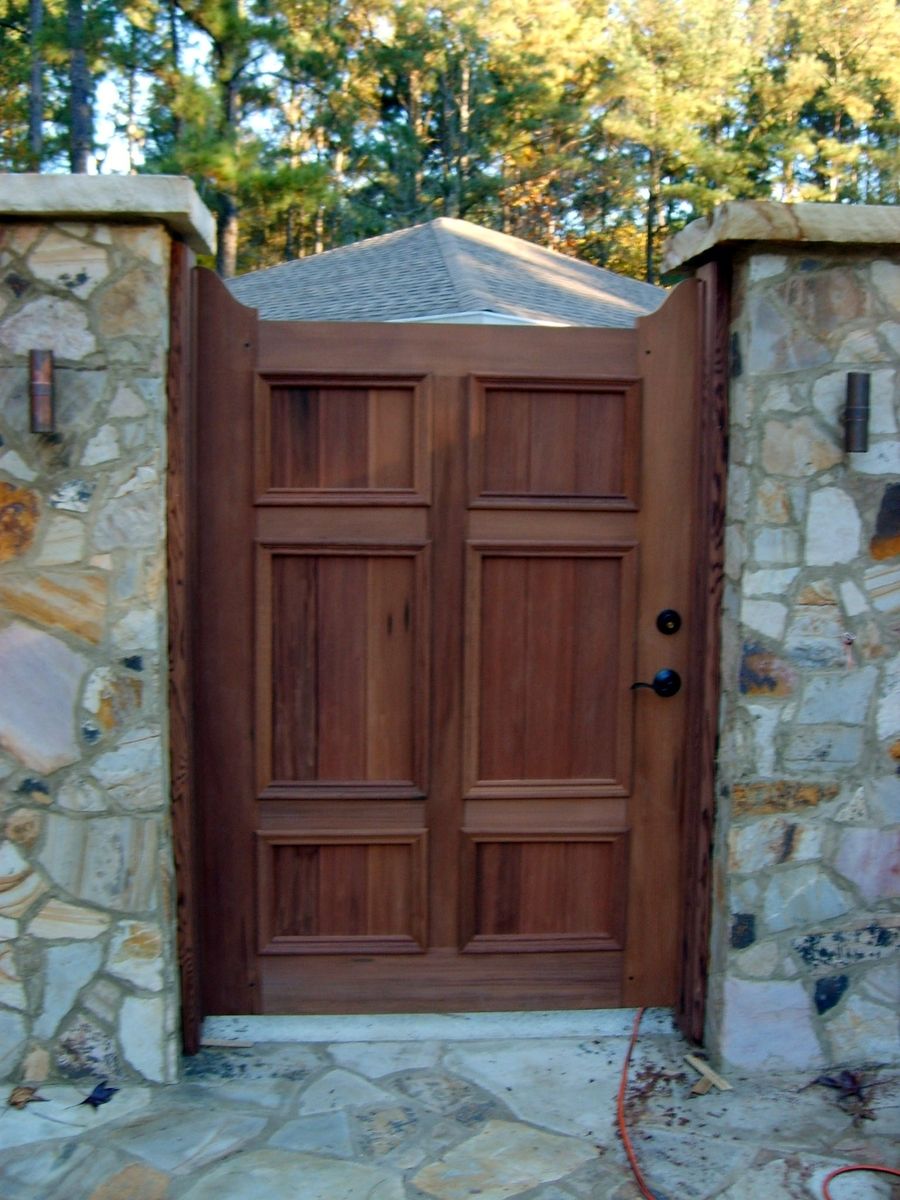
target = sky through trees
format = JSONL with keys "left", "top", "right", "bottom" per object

{"left": 1, "top": 0, "right": 898, "bottom": 279}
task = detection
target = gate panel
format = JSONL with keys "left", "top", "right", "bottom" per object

{"left": 257, "top": 547, "right": 427, "bottom": 790}
{"left": 467, "top": 545, "right": 636, "bottom": 792}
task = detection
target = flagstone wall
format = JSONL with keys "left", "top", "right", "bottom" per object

{"left": 666, "top": 203, "right": 900, "bottom": 1072}
{"left": 0, "top": 177, "right": 213, "bottom": 1085}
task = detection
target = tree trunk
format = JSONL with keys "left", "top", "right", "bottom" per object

{"left": 645, "top": 153, "right": 659, "bottom": 284}
{"left": 125, "top": 30, "right": 139, "bottom": 173}
{"left": 169, "top": 0, "right": 183, "bottom": 140}
{"left": 597, "top": 183, "right": 610, "bottom": 267}
{"left": 457, "top": 57, "right": 470, "bottom": 215}
{"left": 284, "top": 207, "right": 295, "bottom": 261}
{"left": 217, "top": 194, "right": 239, "bottom": 278}
{"left": 28, "top": 0, "right": 43, "bottom": 170}
{"left": 214, "top": 30, "right": 241, "bottom": 277}
{"left": 170, "top": 0, "right": 181, "bottom": 70}
{"left": 67, "top": 0, "right": 92, "bottom": 172}
{"left": 645, "top": 192, "right": 656, "bottom": 284}
{"left": 314, "top": 207, "right": 325, "bottom": 255}
{"left": 405, "top": 67, "right": 432, "bottom": 220}
{"left": 438, "top": 68, "right": 455, "bottom": 215}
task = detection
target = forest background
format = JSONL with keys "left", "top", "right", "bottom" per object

{"left": 1, "top": 0, "right": 899, "bottom": 282}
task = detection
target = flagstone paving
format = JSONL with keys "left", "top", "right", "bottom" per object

{"left": 0, "top": 1012, "right": 897, "bottom": 1200}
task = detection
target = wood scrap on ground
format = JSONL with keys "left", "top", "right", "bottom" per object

{"left": 685, "top": 1053, "right": 733, "bottom": 1094}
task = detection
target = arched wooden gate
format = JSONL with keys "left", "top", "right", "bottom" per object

{"left": 168, "top": 256, "right": 724, "bottom": 1046}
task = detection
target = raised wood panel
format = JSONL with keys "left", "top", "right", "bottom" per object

{"left": 257, "top": 546, "right": 428, "bottom": 793}
{"left": 257, "top": 831, "right": 427, "bottom": 953}
{"left": 470, "top": 378, "right": 640, "bottom": 508}
{"left": 461, "top": 833, "right": 627, "bottom": 951}
{"left": 464, "top": 544, "right": 637, "bottom": 796}
{"left": 256, "top": 376, "right": 430, "bottom": 504}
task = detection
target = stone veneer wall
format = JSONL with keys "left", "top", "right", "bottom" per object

{"left": 711, "top": 246, "right": 900, "bottom": 1070}
{"left": 0, "top": 217, "right": 181, "bottom": 1084}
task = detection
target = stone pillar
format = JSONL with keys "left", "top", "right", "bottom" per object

{"left": 0, "top": 176, "right": 214, "bottom": 1084}
{"left": 666, "top": 202, "right": 900, "bottom": 1072}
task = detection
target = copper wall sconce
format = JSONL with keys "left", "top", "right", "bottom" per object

{"left": 29, "top": 349, "right": 55, "bottom": 434}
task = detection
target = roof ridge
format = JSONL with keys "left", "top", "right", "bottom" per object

{"left": 432, "top": 218, "right": 662, "bottom": 299}
{"left": 430, "top": 218, "right": 491, "bottom": 311}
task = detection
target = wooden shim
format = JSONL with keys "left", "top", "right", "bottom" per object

{"left": 685, "top": 1053, "right": 733, "bottom": 1091}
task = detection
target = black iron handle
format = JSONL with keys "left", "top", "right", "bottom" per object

{"left": 631, "top": 668, "right": 682, "bottom": 698}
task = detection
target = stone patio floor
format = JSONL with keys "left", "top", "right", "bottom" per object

{"left": 0, "top": 1010, "right": 897, "bottom": 1200}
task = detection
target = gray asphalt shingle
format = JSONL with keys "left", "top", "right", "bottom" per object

{"left": 228, "top": 218, "right": 663, "bottom": 327}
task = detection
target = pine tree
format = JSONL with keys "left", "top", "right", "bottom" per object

{"left": 597, "top": 0, "right": 756, "bottom": 280}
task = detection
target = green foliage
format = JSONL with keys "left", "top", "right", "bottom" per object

{"left": 2, "top": 0, "right": 898, "bottom": 279}
{"left": 0, "top": 1, "right": 32, "bottom": 169}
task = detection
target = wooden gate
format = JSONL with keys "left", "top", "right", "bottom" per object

{"left": 187, "top": 269, "right": 704, "bottom": 1017}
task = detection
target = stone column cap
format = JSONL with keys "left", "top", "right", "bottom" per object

{"left": 664, "top": 200, "right": 900, "bottom": 273}
{"left": 0, "top": 173, "right": 215, "bottom": 255}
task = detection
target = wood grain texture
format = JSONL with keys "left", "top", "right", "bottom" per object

{"left": 465, "top": 544, "right": 636, "bottom": 796}
{"left": 462, "top": 833, "right": 627, "bottom": 950}
{"left": 257, "top": 377, "right": 430, "bottom": 504}
{"left": 427, "top": 373, "right": 467, "bottom": 950}
{"left": 366, "top": 556, "right": 415, "bottom": 779}
{"left": 623, "top": 279, "right": 700, "bottom": 1007}
{"left": 258, "top": 322, "right": 638, "bottom": 379}
{"left": 193, "top": 269, "right": 260, "bottom": 1014}
{"left": 262, "top": 949, "right": 623, "bottom": 1012}
{"left": 493, "top": 558, "right": 575, "bottom": 778}
{"left": 269, "top": 554, "right": 317, "bottom": 782}
{"left": 471, "top": 379, "right": 639, "bottom": 507}
{"left": 257, "top": 831, "right": 427, "bottom": 951}
{"left": 166, "top": 239, "right": 201, "bottom": 1053}
{"left": 676, "top": 261, "right": 729, "bottom": 1045}
{"left": 191, "top": 311, "right": 708, "bottom": 1017}
{"left": 259, "top": 548, "right": 426, "bottom": 790}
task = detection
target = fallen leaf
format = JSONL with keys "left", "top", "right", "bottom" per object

{"left": 7, "top": 1085, "right": 48, "bottom": 1109}
{"left": 74, "top": 1080, "right": 119, "bottom": 1110}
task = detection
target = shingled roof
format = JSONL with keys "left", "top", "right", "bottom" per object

{"left": 228, "top": 217, "right": 663, "bottom": 327}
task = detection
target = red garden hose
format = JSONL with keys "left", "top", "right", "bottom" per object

{"left": 821, "top": 1164, "right": 900, "bottom": 1198}
{"left": 616, "top": 1008, "right": 900, "bottom": 1200}
{"left": 616, "top": 1007, "right": 661, "bottom": 1200}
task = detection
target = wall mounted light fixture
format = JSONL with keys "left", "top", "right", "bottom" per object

{"left": 29, "top": 350, "right": 55, "bottom": 434}
{"left": 844, "top": 372, "right": 870, "bottom": 454}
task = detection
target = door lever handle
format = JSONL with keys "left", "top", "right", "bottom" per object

{"left": 631, "top": 668, "right": 682, "bottom": 698}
